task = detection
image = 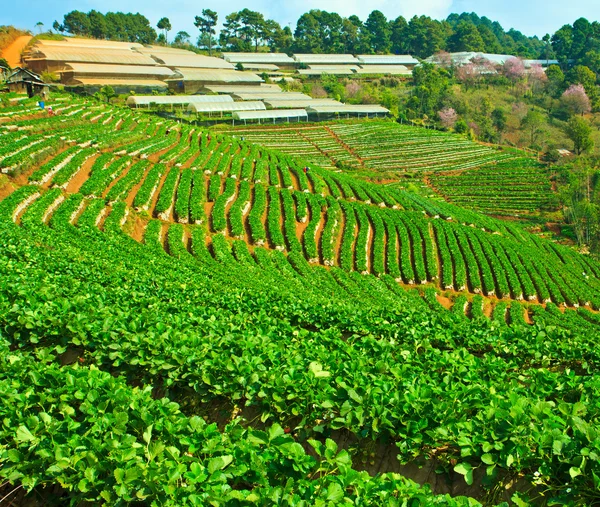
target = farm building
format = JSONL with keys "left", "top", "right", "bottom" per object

{"left": 294, "top": 54, "right": 359, "bottom": 65}
{"left": 425, "top": 52, "right": 558, "bottom": 69}
{"left": 223, "top": 52, "right": 295, "bottom": 69}
{"left": 307, "top": 104, "right": 389, "bottom": 119}
{"left": 127, "top": 94, "right": 234, "bottom": 109}
{"left": 187, "top": 101, "right": 266, "bottom": 117}
{"left": 357, "top": 55, "right": 419, "bottom": 68}
{"left": 232, "top": 109, "right": 308, "bottom": 125}
{"left": 202, "top": 84, "right": 281, "bottom": 94}
{"left": 232, "top": 92, "right": 311, "bottom": 101}
{"left": 354, "top": 65, "right": 412, "bottom": 75}
{"left": 60, "top": 63, "right": 176, "bottom": 83}
{"left": 6, "top": 68, "right": 48, "bottom": 96}
{"left": 166, "top": 69, "right": 263, "bottom": 94}
{"left": 298, "top": 66, "right": 357, "bottom": 76}
{"left": 263, "top": 98, "right": 342, "bottom": 109}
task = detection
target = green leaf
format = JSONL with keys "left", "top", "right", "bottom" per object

{"left": 481, "top": 453, "right": 495, "bottom": 465}
{"left": 326, "top": 482, "right": 344, "bottom": 502}
{"left": 143, "top": 425, "right": 153, "bottom": 445}
{"left": 454, "top": 462, "right": 474, "bottom": 486}
{"left": 208, "top": 455, "right": 233, "bottom": 474}
{"left": 268, "top": 424, "right": 285, "bottom": 442}
{"left": 506, "top": 454, "right": 515, "bottom": 467}
{"left": 309, "top": 361, "right": 331, "bottom": 378}
{"left": 569, "top": 466, "right": 582, "bottom": 479}
{"left": 16, "top": 425, "right": 35, "bottom": 443}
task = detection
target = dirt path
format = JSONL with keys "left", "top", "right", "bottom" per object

{"left": 1, "top": 35, "right": 32, "bottom": 68}
{"left": 65, "top": 155, "right": 97, "bottom": 194}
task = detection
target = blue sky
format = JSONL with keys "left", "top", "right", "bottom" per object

{"left": 4, "top": 0, "right": 600, "bottom": 40}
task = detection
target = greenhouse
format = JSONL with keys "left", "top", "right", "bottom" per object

{"left": 127, "top": 95, "right": 234, "bottom": 108}
{"left": 232, "top": 109, "right": 308, "bottom": 124}
{"left": 293, "top": 54, "right": 359, "bottom": 65}
{"left": 307, "top": 104, "right": 389, "bottom": 118}
{"left": 203, "top": 84, "right": 282, "bottom": 94}
{"left": 354, "top": 65, "right": 412, "bottom": 75}
{"left": 264, "top": 98, "right": 342, "bottom": 109}
{"left": 167, "top": 69, "right": 263, "bottom": 94}
{"left": 187, "top": 101, "right": 266, "bottom": 117}
{"left": 223, "top": 53, "right": 295, "bottom": 65}
{"left": 298, "top": 67, "right": 356, "bottom": 76}
{"left": 233, "top": 92, "right": 311, "bottom": 101}
{"left": 357, "top": 55, "right": 419, "bottom": 66}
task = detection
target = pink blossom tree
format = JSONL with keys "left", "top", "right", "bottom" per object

{"left": 438, "top": 107, "right": 458, "bottom": 129}
{"left": 502, "top": 57, "right": 526, "bottom": 83}
{"left": 432, "top": 51, "right": 453, "bottom": 69}
{"left": 455, "top": 63, "right": 478, "bottom": 88}
{"left": 561, "top": 84, "right": 592, "bottom": 116}
{"left": 528, "top": 62, "right": 547, "bottom": 93}
{"left": 345, "top": 81, "right": 361, "bottom": 99}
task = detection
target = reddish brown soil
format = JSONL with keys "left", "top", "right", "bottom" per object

{"left": 436, "top": 294, "right": 453, "bottom": 310}
{"left": 129, "top": 215, "right": 147, "bottom": 243}
{"left": 1, "top": 35, "right": 32, "bottom": 68}
{"left": 65, "top": 154, "right": 97, "bottom": 194}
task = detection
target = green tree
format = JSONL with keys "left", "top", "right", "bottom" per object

{"left": 565, "top": 116, "right": 594, "bottom": 155}
{"left": 390, "top": 16, "right": 408, "bottom": 54}
{"left": 173, "top": 31, "right": 191, "bottom": 45}
{"left": 62, "top": 11, "right": 91, "bottom": 36}
{"left": 491, "top": 108, "right": 507, "bottom": 135}
{"left": 157, "top": 17, "right": 172, "bottom": 43}
{"left": 195, "top": 10, "right": 218, "bottom": 55}
{"left": 546, "top": 64, "right": 565, "bottom": 96}
{"left": 520, "top": 110, "right": 545, "bottom": 147}
{"left": 88, "top": 11, "right": 107, "bottom": 39}
{"left": 448, "top": 21, "right": 485, "bottom": 52}
{"left": 99, "top": 85, "right": 116, "bottom": 104}
{"left": 365, "top": 10, "right": 391, "bottom": 53}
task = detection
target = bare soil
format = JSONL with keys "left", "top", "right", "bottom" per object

{"left": 1, "top": 35, "right": 32, "bottom": 68}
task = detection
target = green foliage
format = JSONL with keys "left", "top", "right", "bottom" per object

{"left": 565, "top": 116, "right": 595, "bottom": 155}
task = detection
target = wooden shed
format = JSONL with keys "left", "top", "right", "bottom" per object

{"left": 6, "top": 68, "right": 49, "bottom": 97}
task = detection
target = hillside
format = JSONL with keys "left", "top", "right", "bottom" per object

{"left": 1, "top": 96, "right": 600, "bottom": 506}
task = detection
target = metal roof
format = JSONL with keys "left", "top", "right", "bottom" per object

{"left": 357, "top": 55, "right": 419, "bottom": 65}
{"left": 308, "top": 65, "right": 360, "bottom": 71}
{"left": 168, "top": 69, "right": 263, "bottom": 83}
{"left": 223, "top": 52, "right": 295, "bottom": 64}
{"left": 293, "top": 54, "right": 359, "bottom": 64}
{"left": 307, "top": 105, "right": 389, "bottom": 114}
{"left": 188, "top": 101, "right": 266, "bottom": 113}
{"left": 298, "top": 68, "right": 354, "bottom": 76}
{"left": 63, "top": 63, "right": 175, "bottom": 77}
{"left": 355, "top": 65, "right": 411, "bottom": 75}
{"left": 239, "top": 63, "right": 280, "bottom": 71}
{"left": 151, "top": 53, "right": 234, "bottom": 70}
{"left": 127, "top": 95, "right": 234, "bottom": 106}
{"left": 233, "top": 92, "right": 311, "bottom": 101}
{"left": 264, "top": 98, "right": 342, "bottom": 109}
{"left": 232, "top": 109, "right": 308, "bottom": 121}
{"left": 203, "top": 84, "right": 281, "bottom": 94}
{"left": 70, "top": 78, "right": 168, "bottom": 87}
{"left": 27, "top": 47, "right": 157, "bottom": 66}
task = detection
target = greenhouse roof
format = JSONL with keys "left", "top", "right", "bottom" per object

{"left": 36, "top": 38, "right": 143, "bottom": 50}
{"left": 203, "top": 84, "right": 281, "bottom": 94}
{"left": 70, "top": 78, "right": 168, "bottom": 88}
{"left": 151, "top": 54, "right": 234, "bottom": 70}
{"left": 355, "top": 65, "right": 411, "bottom": 75}
{"left": 298, "top": 67, "right": 355, "bottom": 76}
{"left": 168, "top": 69, "right": 263, "bottom": 83}
{"left": 223, "top": 52, "right": 295, "bottom": 64}
{"left": 232, "top": 109, "right": 308, "bottom": 121}
{"left": 127, "top": 95, "right": 234, "bottom": 106}
{"left": 187, "top": 101, "right": 266, "bottom": 113}
{"left": 357, "top": 55, "right": 419, "bottom": 65}
{"left": 293, "top": 54, "right": 359, "bottom": 64}
{"left": 264, "top": 98, "right": 342, "bottom": 109}
{"left": 63, "top": 63, "right": 175, "bottom": 77}
{"left": 233, "top": 92, "right": 311, "bottom": 101}
{"left": 27, "top": 47, "right": 157, "bottom": 66}
{"left": 307, "top": 105, "right": 389, "bottom": 114}
{"left": 239, "top": 63, "right": 280, "bottom": 71}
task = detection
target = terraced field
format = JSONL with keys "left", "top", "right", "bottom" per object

{"left": 225, "top": 121, "right": 557, "bottom": 216}
{"left": 1, "top": 97, "right": 600, "bottom": 506}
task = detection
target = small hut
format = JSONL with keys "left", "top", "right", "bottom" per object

{"left": 6, "top": 68, "right": 49, "bottom": 97}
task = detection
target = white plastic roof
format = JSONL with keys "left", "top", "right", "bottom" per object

{"left": 203, "top": 84, "right": 281, "bottom": 94}
{"left": 265, "top": 98, "right": 342, "bottom": 109}
{"left": 239, "top": 63, "right": 280, "bottom": 71}
{"left": 71, "top": 78, "right": 167, "bottom": 87}
{"left": 294, "top": 54, "right": 359, "bottom": 64}
{"left": 307, "top": 105, "right": 389, "bottom": 114}
{"left": 127, "top": 95, "right": 234, "bottom": 106}
{"left": 188, "top": 101, "right": 266, "bottom": 113}
{"left": 36, "top": 38, "right": 143, "bottom": 50}
{"left": 233, "top": 92, "right": 311, "bottom": 101}
{"left": 168, "top": 69, "right": 263, "bottom": 83}
{"left": 27, "top": 47, "right": 157, "bottom": 66}
{"left": 223, "top": 52, "right": 295, "bottom": 64}
{"left": 151, "top": 53, "right": 234, "bottom": 70}
{"left": 357, "top": 55, "right": 419, "bottom": 65}
{"left": 298, "top": 68, "right": 355, "bottom": 76}
{"left": 355, "top": 65, "right": 411, "bottom": 75}
{"left": 233, "top": 109, "right": 308, "bottom": 121}
{"left": 63, "top": 63, "right": 175, "bottom": 77}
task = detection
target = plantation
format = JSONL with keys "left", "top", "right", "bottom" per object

{"left": 224, "top": 121, "right": 558, "bottom": 217}
{"left": 1, "top": 96, "right": 600, "bottom": 506}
